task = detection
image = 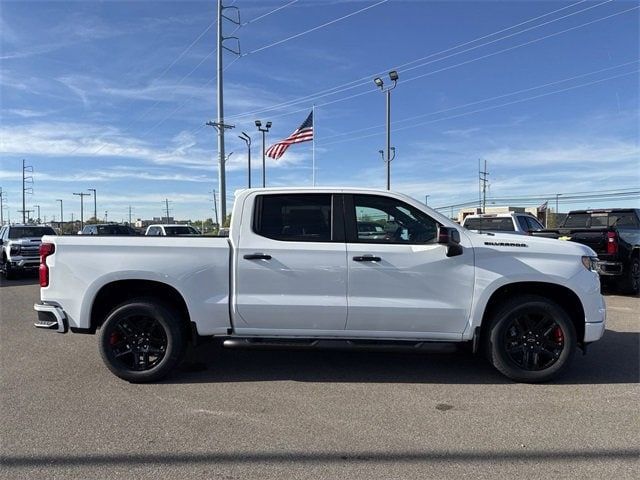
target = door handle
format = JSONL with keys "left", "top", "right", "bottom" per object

{"left": 243, "top": 253, "right": 272, "bottom": 260}
{"left": 353, "top": 255, "right": 381, "bottom": 262}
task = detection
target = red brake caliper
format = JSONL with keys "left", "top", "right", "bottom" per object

{"left": 109, "top": 332, "right": 121, "bottom": 346}
{"left": 553, "top": 326, "right": 564, "bottom": 344}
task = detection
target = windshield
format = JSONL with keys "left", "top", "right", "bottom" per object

{"left": 164, "top": 226, "right": 199, "bottom": 235}
{"left": 463, "top": 217, "right": 514, "bottom": 232}
{"left": 9, "top": 226, "right": 56, "bottom": 239}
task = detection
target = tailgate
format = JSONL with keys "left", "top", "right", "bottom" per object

{"left": 557, "top": 228, "right": 609, "bottom": 254}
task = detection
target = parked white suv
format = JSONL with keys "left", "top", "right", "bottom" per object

{"left": 462, "top": 213, "right": 544, "bottom": 235}
{"left": 145, "top": 224, "right": 200, "bottom": 236}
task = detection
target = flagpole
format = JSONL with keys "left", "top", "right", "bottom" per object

{"left": 312, "top": 104, "right": 316, "bottom": 186}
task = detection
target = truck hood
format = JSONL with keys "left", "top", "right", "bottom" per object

{"left": 465, "top": 230, "right": 597, "bottom": 257}
{"left": 8, "top": 237, "right": 44, "bottom": 245}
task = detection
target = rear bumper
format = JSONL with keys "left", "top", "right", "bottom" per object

{"left": 597, "top": 260, "right": 623, "bottom": 276}
{"left": 34, "top": 302, "right": 68, "bottom": 333}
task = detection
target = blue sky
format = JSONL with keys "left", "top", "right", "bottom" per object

{"left": 1, "top": 0, "right": 638, "bottom": 223}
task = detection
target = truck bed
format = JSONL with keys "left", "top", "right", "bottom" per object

{"left": 40, "top": 235, "right": 232, "bottom": 335}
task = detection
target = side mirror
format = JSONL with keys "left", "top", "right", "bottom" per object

{"left": 437, "top": 226, "right": 463, "bottom": 257}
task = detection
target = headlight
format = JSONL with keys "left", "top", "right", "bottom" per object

{"left": 9, "top": 245, "right": 21, "bottom": 255}
{"left": 581, "top": 256, "right": 598, "bottom": 272}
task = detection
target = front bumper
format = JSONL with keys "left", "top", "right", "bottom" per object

{"left": 34, "top": 302, "right": 68, "bottom": 333}
{"left": 10, "top": 257, "right": 39, "bottom": 269}
{"left": 596, "top": 260, "right": 623, "bottom": 276}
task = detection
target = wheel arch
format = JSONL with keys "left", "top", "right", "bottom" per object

{"left": 479, "top": 281, "right": 586, "bottom": 347}
{"left": 89, "top": 279, "right": 192, "bottom": 337}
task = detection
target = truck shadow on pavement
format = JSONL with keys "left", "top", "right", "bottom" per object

{"left": 169, "top": 329, "right": 639, "bottom": 385}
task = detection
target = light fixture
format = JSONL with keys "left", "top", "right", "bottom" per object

{"left": 389, "top": 70, "right": 399, "bottom": 81}
{"left": 255, "top": 120, "right": 262, "bottom": 127}
{"left": 373, "top": 77, "right": 384, "bottom": 88}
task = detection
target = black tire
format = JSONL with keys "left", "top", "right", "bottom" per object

{"left": 98, "top": 298, "right": 187, "bottom": 382}
{"left": 618, "top": 255, "right": 640, "bottom": 296}
{"left": 2, "top": 258, "right": 15, "bottom": 280}
{"left": 484, "top": 295, "right": 576, "bottom": 383}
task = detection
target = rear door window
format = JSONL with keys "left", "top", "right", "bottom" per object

{"left": 254, "top": 194, "right": 333, "bottom": 242}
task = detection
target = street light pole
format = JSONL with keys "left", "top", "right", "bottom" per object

{"left": 57, "top": 199, "right": 63, "bottom": 233}
{"left": 255, "top": 121, "right": 271, "bottom": 188}
{"left": 239, "top": 132, "right": 252, "bottom": 188}
{"left": 373, "top": 71, "right": 399, "bottom": 190}
{"left": 33, "top": 205, "right": 40, "bottom": 223}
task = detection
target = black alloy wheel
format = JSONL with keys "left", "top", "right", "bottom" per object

{"left": 99, "top": 299, "right": 186, "bottom": 382}
{"left": 107, "top": 315, "right": 168, "bottom": 371}
{"left": 485, "top": 295, "right": 576, "bottom": 383}
{"left": 502, "top": 310, "right": 565, "bottom": 371}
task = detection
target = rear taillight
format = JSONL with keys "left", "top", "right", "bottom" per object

{"left": 39, "top": 243, "right": 55, "bottom": 287}
{"left": 606, "top": 231, "right": 618, "bottom": 255}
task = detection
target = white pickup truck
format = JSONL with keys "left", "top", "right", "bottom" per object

{"left": 34, "top": 188, "right": 606, "bottom": 383}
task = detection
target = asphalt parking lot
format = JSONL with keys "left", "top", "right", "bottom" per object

{"left": 1, "top": 276, "right": 638, "bottom": 479}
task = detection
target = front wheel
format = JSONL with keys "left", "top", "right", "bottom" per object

{"left": 618, "top": 256, "right": 640, "bottom": 296}
{"left": 99, "top": 298, "right": 186, "bottom": 382}
{"left": 485, "top": 295, "right": 576, "bottom": 383}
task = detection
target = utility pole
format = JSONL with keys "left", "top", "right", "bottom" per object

{"left": 164, "top": 199, "right": 171, "bottom": 222}
{"left": 88, "top": 188, "right": 97, "bottom": 222}
{"left": 128, "top": 205, "right": 133, "bottom": 225}
{"left": 209, "top": 0, "right": 240, "bottom": 229}
{"left": 33, "top": 204, "right": 40, "bottom": 223}
{"left": 20, "top": 159, "right": 34, "bottom": 223}
{"left": 479, "top": 159, "right": 489, "bottom": 214}
{"left": 57, "top": 199, "right": 63, "bottom": 233}
{"left": 73, "top": 192, "right": 89, "bottom": 230}
{"left": 0, "top": 187, "right": 5, "bottom": 225}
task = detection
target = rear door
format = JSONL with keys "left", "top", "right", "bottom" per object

{"left": 344, "top": 194, "right": 475, "bottom": 337}
{"left": 234, "top": 193, "right": 348, "bottom": 333}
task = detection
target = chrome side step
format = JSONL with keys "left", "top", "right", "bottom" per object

{"left": 34, "top": 303, "right": 68, "bottom": 333}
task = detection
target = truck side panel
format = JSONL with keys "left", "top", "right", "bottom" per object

{"left": 41, "top": 236, "right": 232, "bottom": 335}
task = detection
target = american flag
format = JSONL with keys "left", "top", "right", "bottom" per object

{"left": 265, "top": 111, "right": 313, "bottom": 160}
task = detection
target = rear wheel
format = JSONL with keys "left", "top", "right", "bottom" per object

{"left": 99, "top": 298, "right": 186, "bottom": 382}
{"left": 484, "top": 295, "right": 576, "bottom": 383}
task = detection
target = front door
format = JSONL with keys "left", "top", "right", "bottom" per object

{"left": 234, "top": 193, "right": 348, "bottom": 333}
{"left": 345, "top": 194, "right": 474, "bottom": 337}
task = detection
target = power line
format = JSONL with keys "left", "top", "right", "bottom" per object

{"left": 320, "top": 69, "right": 639, "bottom": 146}
{"left": 243, "top": 0, "right": 299, "bottom": 26}
{"left": 261, "top": 2, "right": 639, "bottom": 126}
{"left": 320, "top": 60, "right": 639, "bottom": 141}
{"left": 244, "top": 0, "right": 389, "bottom": 56}
{"left": 434, "top": 191, "right": 640, "bottom": 211}
{"left": 225, "top": 0, "right": 609, "bottom": 120}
